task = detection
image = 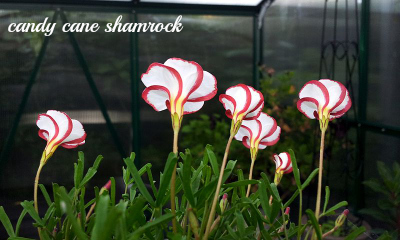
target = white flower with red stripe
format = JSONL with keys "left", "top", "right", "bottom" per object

{"left": 235, "top": 112, "right": 281, "bottom": 160}
{"left": 219, "top": 84, "right": 264, "bottom": 135}
{"left": 36, "top": 110, "right": 86, "bottom": 162}
{"left": 297, "top": 79, "right": 351, "bottom": 130}
{"left": 141, "top": 58, "right": 217, "bottom": 130}
{"left": 272, "top": 152, "right": 293, "bottom": 185}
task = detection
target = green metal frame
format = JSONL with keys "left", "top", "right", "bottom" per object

{"left": 0, "top": 1, "right": 268, "bottom": 170}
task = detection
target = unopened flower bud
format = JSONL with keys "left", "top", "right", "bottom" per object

{"left": 102, "top": 180, "right": 112, "bottom": 190}
{"left": 335, "top": 209, "right": 349, "bottom": 227}
{"left": 284, "top": 207, "right": 290, "bottom": 215}
{"left": 219, "top": 193, "right": 228, "bottom": 213}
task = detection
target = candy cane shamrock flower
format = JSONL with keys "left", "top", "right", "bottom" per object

{"left": 141, "top": 58, "right": 217, "bottom": 233}
{"left": 272, "top": 152, "right": 293, "bottom": 185}
{"left": 219, "top": 84, "right": 264, "bottom": 135}
{"left": 34, "top": 110, "right": 86, "bottom": 221}
{"left": 234, "top": 112, "right": 281, "bottom": 196}
{"left": 297, "top": 79, "right": 351, "bottom": 131}
{"left": 297, "top": 79, "right": 352, "bottom": 219}
{"left": 141, "top": 58, "right": 217, "bottom": 133}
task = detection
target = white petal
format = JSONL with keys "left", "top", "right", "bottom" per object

{"left": 330, "top": 91, "right": 351, "bottom": 119}
{"left": 241, "top": 119, "right": 260, "bottom": 137}
{"left": 244, "top": 86, "right": 264, "bottom": 119}
{"left": 297, "top": 98, "right": 318, "bottom": 119}
{"left": 226, "top": 85, "right": 249, "bottom": 115}
{"left": 320, "top": 79, "right": 343, "bottom": 109}
{"left": 188, "top": 71, "right": 217, "bottom": 101}
{"left": 141, "top": 63, "right": 181, "bottom": 96}
{"left": 234, "top": 125, "right": 251, "bottom": 141}
{"left": 142, "top": 87, "right": 170, "bottom": 112}
{"left": 279, "top": 152, "right": 291, "bottom": 170}
{"left": 62, "top": 119, "right": 86, "bottom": 144}
{"left": 299, "top": 81, "right": 327, "bottom": 108}
{"left": 261, "top": 126, "right": 281, "bottom": 146}
{"left": 257, "top": 113, "right": 276, "bottom": 139}
{"left": 219, "top": 95, "right": 235, "bottom": 115}
{"left": 164, "top": 58, "right": 201, "bottom": 97}
{"left": 37, "top": 114, "right": 56, "bottom": 141}
{"left": 183, "top": 101, "right": 204, "bottom": 114}
{"left": 47, "top": 110, "right": 72, "bottom": 141}
{"left": 273, "top": 154, "right": 282, "bottom": 169}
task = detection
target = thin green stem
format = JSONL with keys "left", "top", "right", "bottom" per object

{"left": 203, "top": 134, "right": 234, "bottom": 240}
{"left": 246, "top": 158, "right": 256, "bottom": 197}
{"left": 171, "top": 128, "right": 179, "bottom": 233}
{"left": 297, "top": 189, "right": 303, "bottom": 240}
{"left": 315, "top": 128, "right": 326, "bottom": 219}
{"left": 280, "top": 207, "right": 289, "bottom": 240}
{"left": 34, "top": 154, "right": 45, "bottom": 240}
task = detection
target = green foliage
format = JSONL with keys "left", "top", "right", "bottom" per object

{"left": 360, "top": 161, "right": 400, "bottom": 235}
{"left": 0, "top": 148, "right": 346, "bottom": 240}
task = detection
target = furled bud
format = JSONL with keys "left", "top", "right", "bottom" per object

{"left": 284, "top": 207, "right": 290, "bottom": 215}
{"left": 102, "top": 180, "right": 112, "bottom": 191}
{"left": 219, "top": 193, "right": 228, "bottom": 214}
{"left": 335, "top": 209, "right": 349, "bottom": 228}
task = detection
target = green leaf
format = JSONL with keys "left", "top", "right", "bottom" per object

{"left": 270, "top": 183, "right": 281, "bottom": 202}
{"left": 110, "top": 177, "right": 116, "bottom": 206}
{"left": 156, "top": 153, "right": 177, "bottom": 207}
{"left": 15, "top": 209, "right": 27, "bottom": 236}
{"left": 321, "top": 201, "right": 348, "bottom": 217}
{"left": 20, "top": 201, "right": 44, "bottom": 226}
{"left": 38, "top": 184, "right": 52, "bottom": 207}
{"left": 129, "top": 213, "right": 174, "bottom": 239}
{"left": 206, "top": 145, "right": 219, "bottom": 176}
{"left": 323, "top": 186, "right": 330, "bottom": 214}
{"left": 58, "top": 188, "right": 88, "bottom": 240}
{"left": 91, "top": 195, "right": 110, "bottom": 240}
{"left": 74, "top": 151, "right": 85, "bottom": 188}
{"left": 235, "top": 210, "right": 245, "bottom": 237}
{"left": 283, "top": 189, "right": 299, "bottom": 209}
{"left": 305, "top": 209, "right": 322, "bottom": 240}
{"left": 180, "top": 149, "right": 196, "bottom": 207}
{"left": 237, "top": 169, "right": 246, "bottom": 198}
{"left": 345, "top": 226, "right": 366, "bottom": 240}
{"left": 258, "top": 181, "right": 271, "bottom": 218}
{"left": 124, "top": 153, "right": 156, "bottom": 207}
{"left": 223, "top": 180, "right": 259, "bottom": 188}
{"left": 0, "top": 206, "right": 15, "bottom": 237}
{"left": 79, "top": 155, "right": 103, "bottom": 188}
{"left": 301, "top": 168, "right": 319, "bottom": 190}
{"left": 289, "top": 149, "right": 301, "bottom": 189}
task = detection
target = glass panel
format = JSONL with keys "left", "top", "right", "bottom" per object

{"left": 140, "top": 0, "right": 263, "bottom": 6}
{"left": 367, "top": 0, "right": 400, "bottom": 126}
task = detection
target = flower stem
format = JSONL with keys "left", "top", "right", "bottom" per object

{"left": 315, "top": 128, "right": 326, "bottom": 219}
{"left": 297, "top": 189, "right": 303, "bottom": 240}
{"left": 246, "top": 158, "right": 256, "bottom": 197}
{"left": 280, "top": 207, "right": 289, "bottom": 240}
{"left": 203, "top": 134, "right": 234, "bottom": 240}
{"left": 171, "top": 128, "right": 179, "bottom": 233}
{"left": 34, "top": 155, "right": 45, "bottom": 239}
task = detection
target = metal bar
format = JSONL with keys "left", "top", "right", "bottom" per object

{"left": 59, "top": 10, "right": 126, "bottom": 159}
{"left": 354, "top": 0, "right": 370, "bottom": 214}
{"left": 346, "top": 119, "right": 400, "bottom": 138}
{"left": 130, "top": 12, "right": 141, "bottom": 167}
{"left": 0, "top": 1, "right": 257, "bottom": 16}
{"left": 0, "top": 11, "right": 59, "bottom": 172}
{"left": 252, "top": 14, "right": 260, "bottom": 89}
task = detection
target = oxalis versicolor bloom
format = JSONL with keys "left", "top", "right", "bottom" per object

{"left": 272, "top": 152, "right": 293, "bottom": 185}
{"left": 36, "top": 110, "right": 86, "bottom": 163}
{"left": 297, "top": 79, "right": 351, "bottom": 130}
{"left": 235, "top": 112, "right": 281, "bottom": 161}
{"left": 219, "top": 84, "right": 264, "bottom": 135}
{"left": 141, "top": 58, "right": 217, "bottom": 130}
